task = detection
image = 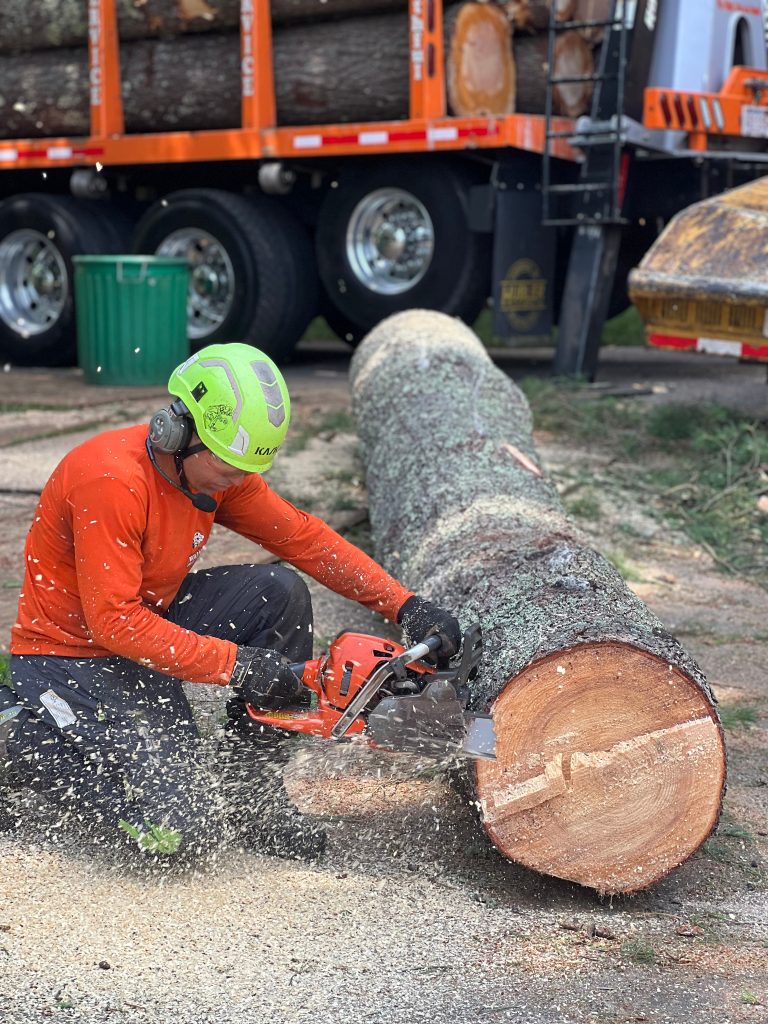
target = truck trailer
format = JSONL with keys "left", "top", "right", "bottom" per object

{"left": 0, "top": 0, "right": 767, "bottom": 375}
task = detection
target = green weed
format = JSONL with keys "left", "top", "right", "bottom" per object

{"left": 567, "top": 494, "right": 602, "bottom": 520}
{"left": 740, "top": 991, "right": 761, "bottom": 1006}
{"left": 601, "top": 306, "right": 647, "bottom": 347}
{"left": 688, "top": 913, "right": 723, "bottom": 946}
{"left": 702, "top": 838, "right": 733, "bottom": 864}
{"left": 331, "top": 496, "right": 360, "bottom": 513}
{"left": 301, "top": 317, "right": 336, "bottom": 342}
{"left": 620, "top": 938, "right": 657, "bottom": 965}
{"left": 606, "top": 551, "right": 645, "bottom": 583}
{"left": 522, "top": 387, "right": 768, "bottom": 587}
{"left": 327, "top": 468, "right": 361, "bottom": 486}
{"left": 646, "top": 402, "right": 731, "bottom": 443}
{"left": 718, "top": 821, "right": 753, "bottom": 841}
{"left": 317, "top": 409, "right": 355, "bottom": 434}
{"left": 719, "top": 704, "right": 759, "bottom": 729}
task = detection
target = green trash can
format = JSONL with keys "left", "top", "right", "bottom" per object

{"left": 73, "top": 255, "right": 189, "bottom": 386}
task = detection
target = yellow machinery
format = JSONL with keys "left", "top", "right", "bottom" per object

{"left": 629, "top": 177, "right": 768, "bottom": 361}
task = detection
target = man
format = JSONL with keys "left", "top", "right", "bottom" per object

{"left": 0, "top": 343, "right": 460, "bottom": 862}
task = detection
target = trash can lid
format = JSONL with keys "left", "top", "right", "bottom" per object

{"left": 73, "top": 255, "right": 189, "bottom": 266}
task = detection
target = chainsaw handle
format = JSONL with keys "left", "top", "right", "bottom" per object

{"left": 401, "top": 633, "right": 444, "bottom": 664}
{"left": 290, "top": 636, "right": 440, "bottom": 678}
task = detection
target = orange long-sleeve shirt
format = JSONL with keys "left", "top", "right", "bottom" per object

{"left": 11, "top": 425, "right": 412, "bottom": 685}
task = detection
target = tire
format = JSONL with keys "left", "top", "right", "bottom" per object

{"left": 0, "top": 194, "right": 129, "bottom": 366}
{"left": 132, "top": 189, "right": 318, "bottom": 362}
{"left": 315, "top": 160, "right": 491, "bottom": 346}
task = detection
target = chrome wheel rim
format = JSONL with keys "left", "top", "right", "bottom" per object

{"left": 0, "top": 229, "right": 68, "bottom": 337}
{"left": 157, "top": 228, "right": 235, "bottom": 339}
{"left": 346, "top": 188, "right": 434, "bottom": 296}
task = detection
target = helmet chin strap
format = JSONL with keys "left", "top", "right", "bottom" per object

{"left": 177, "top": 442, "right": 207, "bottom": 460}
{"left": 145, "top": 436, "right": 217, "bottom": 513}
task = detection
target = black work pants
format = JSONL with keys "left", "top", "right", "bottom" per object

{"left": 5, "top": 564, "right": 313, "bottom": 856}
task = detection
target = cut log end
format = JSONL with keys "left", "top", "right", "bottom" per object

{"left": 448, "top": 3, "right": 516, "bottom": 117}
{"left": 475, "top": 643, "right": 726, "bottom": 894}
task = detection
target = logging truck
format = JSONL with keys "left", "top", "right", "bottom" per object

{"left": 0, "top": 0, "right": 767, "bottom": 377}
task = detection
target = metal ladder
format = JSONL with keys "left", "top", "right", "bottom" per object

{"left": 542, "top": 1, "right": 635, "bottom": 379}
{"left": 542, "top": 1, "right": 631, "bottom": 227}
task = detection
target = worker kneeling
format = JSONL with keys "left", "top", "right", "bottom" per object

{"left": 0, "top": 343, "right": 460, "bottom": 862}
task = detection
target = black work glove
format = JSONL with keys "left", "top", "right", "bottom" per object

{"left": 397, "top": 595, "right": 462, "bottom": 662}
{"left": 229, "top": 647, "right": 303, "bottom": 712}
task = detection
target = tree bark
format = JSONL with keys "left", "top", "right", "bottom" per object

{"left": 0, "top": 15, "right": 411, "bottom": 137}
{"left": 0, "top": 3, "right": 518, "bottom": 138}
{"left": 513, "top": 28, "right": 593, "bottom": 115}
{"left": 348, "top": 310, "right": 726, "bottom": 895}
{"left": 505, "top": 0, "right": 576, "bottom": 32}
{"left": 0, "top": 0, "right": 408, "bottom": 53}
{"left": 447, "top": 2, "right": 515, "bottom": 117}
{"left": 572, "top": 0, "right": 614, "bottom": 43}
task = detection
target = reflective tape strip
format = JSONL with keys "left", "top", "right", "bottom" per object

{"left": 712, "top": 98, "right": 725, "bottom": 131}
{"left": 428, "top": 126, "right": 459, "bottom": 142}
{"left": 697, "top": 337, "right": 744, "bottom": 357}
{"left": 291, "top": 123, "right": 498, "bottom": 150}
{"left": 648, "top": 333, "right": 768, "bottom": 360}
{"left": 293, "top": 135, "right": 323, "bottom": 149}
{"left": 251, "top": 360, "right": 286, "bottom": 427}
{"left": 699, "top": 98, "right": 712, "bottom": 130}
{"left": 359, "top": 131, "right": 389, "bottom": 146}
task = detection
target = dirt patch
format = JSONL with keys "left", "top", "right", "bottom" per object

{"left": 0, "top": 350, "right": 766, "bottom": 1023}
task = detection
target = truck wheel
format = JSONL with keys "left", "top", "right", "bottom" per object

{"left": 0, "top": 194, "right": 127, "bottom": 366}
{"left": 315, "top": 160, "right": 490, "bottom": 344}
{"left": 132, "top": 189, "right": 317, "bottom": 362}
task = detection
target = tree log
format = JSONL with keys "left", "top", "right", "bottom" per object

{"left": 348, "top": 310, "right": 726, "bottom": 895}
{"left": 505, "top": 0, "right": 576, "bottom": 32}
{"left": 0, "top": 0, "right": 408, "bottom": 53}
{"left": 572, "top": 0, "right": 614, "bottom": 43}
{"left": 0, "top": 16, "right": 409, "bottom": 137}
{"left": 513, "top": 28, "right": 593, "bottom": 115}
{"left": 447, "top": 2, "right": 515, "bottom": 117}
{"left": 0, "top": 3, "right": 519, "bottom": 137}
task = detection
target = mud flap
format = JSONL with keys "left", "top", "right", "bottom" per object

{"left": 492, "top": 187, "right": 556, "bottom": 346}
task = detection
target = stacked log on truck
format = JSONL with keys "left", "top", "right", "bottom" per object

{"left": 0, "top": 0, "right": 597, "bottom": 137}
{"left": 349, "top": 309, "right": 726, "bottom": 895}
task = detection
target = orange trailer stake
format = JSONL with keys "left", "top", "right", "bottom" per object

{"left": 409, "top": 0, "right": 447, "bottom": 120}
{"left": 90, "top": 0, "right": 124, "bottom": 138}
{"left": 241, "top": 0, "right": 276, "bottom": 132}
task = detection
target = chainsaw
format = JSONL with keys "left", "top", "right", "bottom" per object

{"left": 247, "top": 624, "right": 496, "bottom": 761}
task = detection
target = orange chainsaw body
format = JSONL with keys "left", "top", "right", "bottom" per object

{"left": 246, "top": 632, "right": 434, "bottom": 739}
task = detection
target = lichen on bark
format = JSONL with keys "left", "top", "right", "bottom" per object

{"left": 350, "top": 310, "right": 713, "bottom": 711}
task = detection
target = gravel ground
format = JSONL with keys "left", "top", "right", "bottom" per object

{"left": 0, "top": 343, "right": 766, "bottom": 1023}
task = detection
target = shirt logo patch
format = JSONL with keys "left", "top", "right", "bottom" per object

{"left": 188, "top": 531, "right": 207, "bottom": 568}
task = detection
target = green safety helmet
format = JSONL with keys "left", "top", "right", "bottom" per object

{"left": 168, "top": 343, "right": 291, "bottom": 473}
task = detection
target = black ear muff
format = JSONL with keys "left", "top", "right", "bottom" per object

{"left": 148, "top": 398, "right": 193, "bottom": 454}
